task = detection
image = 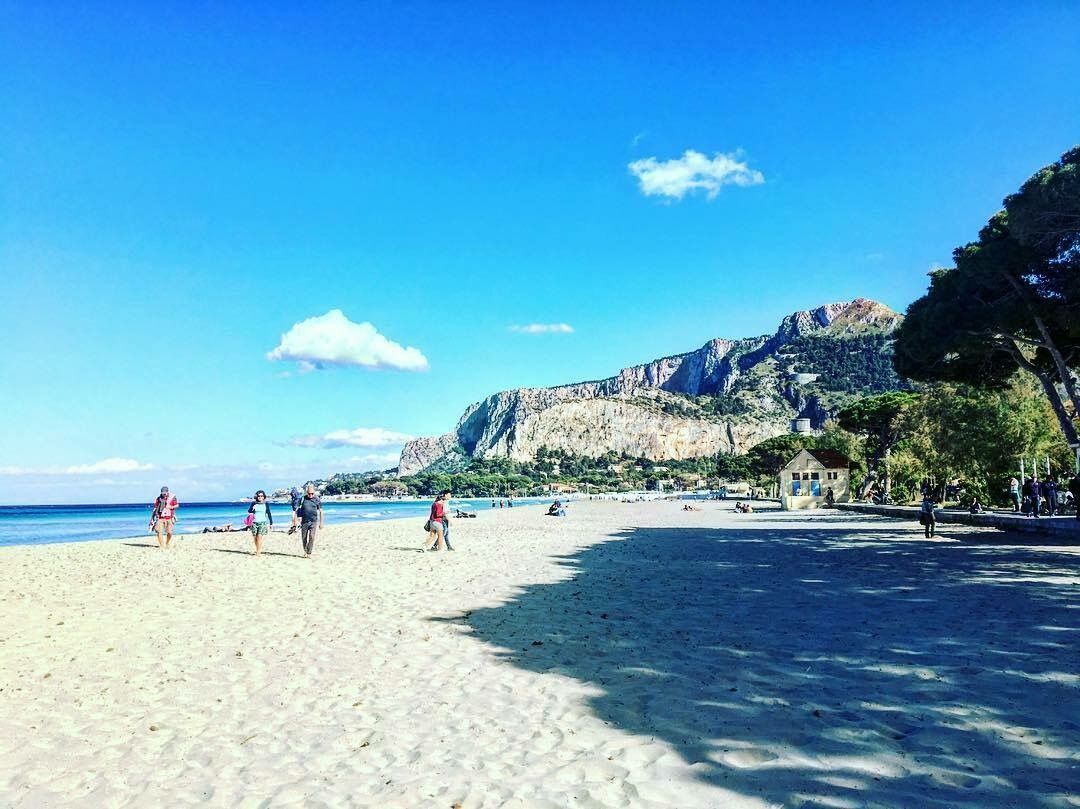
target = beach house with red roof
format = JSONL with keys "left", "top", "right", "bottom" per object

{"left": 780, "top": 449, "right": 852, "bottom": 510}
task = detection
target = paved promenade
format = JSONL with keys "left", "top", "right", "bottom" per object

{"left": 835, "top": 501, "right": 1080, "bottom": 538}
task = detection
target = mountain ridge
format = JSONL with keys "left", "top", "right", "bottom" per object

{"left": 398, "top": 298, "right": 903, "bottom": 476}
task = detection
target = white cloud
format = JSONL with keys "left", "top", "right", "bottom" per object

{"left": 509, "top": 323, "right": 575, "bottom": 334}
{"left": 0, "top": 457, "right": 154, "bottom": 476}
{"left": 66, "top": 458, "right": 154, "bottom": 475}
{"left": 267, "top": 310, "right": 429, "bottom": 372}
{"left": 282, "top": 427, "right": 415, "bottom": 450}
{"left": 628, "top": 149, "right": 764, "bottom": 200}
{"left": 344, "top": 452, "right": 402, "bottom": 470}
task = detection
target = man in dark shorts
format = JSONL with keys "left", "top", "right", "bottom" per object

{"left": 288, "top": 486, "right": 304, "bottom": 534}
{"left": 296, "top": 483, "right": 323, "bottom": 558}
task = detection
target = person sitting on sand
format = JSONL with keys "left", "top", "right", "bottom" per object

{"left": 682, "top": 503, "right": 701, "bottom": 511}
{"left": 546, "top": 500, "right": 566, "bottom": 517}
{"left": 248, "top": 490, "right": 273, "bottom": 554}
{"left": 969, "top": 498, "right": 984, "bottom": 515}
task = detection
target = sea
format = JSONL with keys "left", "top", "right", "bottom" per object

{"left": 0, "top": 497, "right": 536, "bottom": 548}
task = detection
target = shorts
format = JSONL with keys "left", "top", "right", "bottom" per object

{"left": 251, "top": 522, "right": 270, "bottom": 536}
{"left": 155, "top": 517, "right": 175, "bottom": 533}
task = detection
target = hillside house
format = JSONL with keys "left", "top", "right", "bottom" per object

{"left": 780, "top": 449, "right": 852, "bottom": 510}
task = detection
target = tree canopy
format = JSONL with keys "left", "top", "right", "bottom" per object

{"left": 894, "top": 147, "right": 1080, "bottom": 444}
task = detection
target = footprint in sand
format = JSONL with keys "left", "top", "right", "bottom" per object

{"left": 723, "top": 748, "right": 780, "bottom": 768}
{"left": 932, "top": 771, "right": 981, "bottom": 789}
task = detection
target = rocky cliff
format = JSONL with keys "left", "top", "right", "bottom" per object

{"left": 398, "top": 298, "right": 903, "bottom": 475}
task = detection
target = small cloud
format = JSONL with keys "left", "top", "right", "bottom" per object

{"left": 630, "top": 131, "right": 648, "bottom": 148}
{"left": 628, "top": 148, "right": 764, "bottom": 201}
{"left": 864, "top": 252, "right": 885, "bottom": 262}
{"left": 344, "top": 452, "right": 402, "bottom": 470}
{"left": 509, "top": 323, "right": 575, "bottom": 335}
{"left": 66, "top": 458, "right": 154, "bottom": 475}
{"left": 281, "top": 427, "right": 415, "bottom": 450}
{"left": 0, "top": 457, "right": 154, "bottom": 476}
{"left": 267, "top": 310, "right": 429, "bottom": 372}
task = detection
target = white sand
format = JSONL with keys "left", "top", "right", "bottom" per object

{"left": 1, "top": 501, "right": 1077, "bottom": 808}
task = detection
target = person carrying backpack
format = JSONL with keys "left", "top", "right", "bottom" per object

{"left": 919, "top": 495, "right": 937, "bottom": 538}
{"left": 295, "top": 483, "right": 323, "bottom": 558}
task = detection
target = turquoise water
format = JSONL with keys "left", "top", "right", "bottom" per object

{"left": 0, "top": 498, "right": 527, "bottom": 548}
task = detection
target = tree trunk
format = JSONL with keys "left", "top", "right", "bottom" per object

{"left": 1031, "top": 312, "right": 1080, "bottom": 419}
{"left": 1005, "top": 338, "right": 1080, "bottom": 445}
{"left": 1000, "top": 270, "right": 1080, "bottom": 440}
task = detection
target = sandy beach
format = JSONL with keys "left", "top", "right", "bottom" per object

{"left": 1, "top": 500, "right": 1077, "bottom": 808}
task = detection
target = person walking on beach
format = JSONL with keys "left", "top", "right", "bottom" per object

{"left": 288, "top": 485, "right": 304, "bottom": 534}
{"left": 248, "top": 490, "right": 273, "bottom": 554}
{"left": 1008, "top": 477, "right": 1020, "bottom": 512}
{"left": 150, "top": 486, "right": 179, "bottom": 549}
{"left": 919, "top": 495, "right": 937, "bottom": 538}
{"left": 295, "top": 484, "right": 323, "bottom": 557}
{"left": 440, "top": 489, "right": 454, "bottom": 551}
{"left": 425, "top": 492, "right": 447, "bottom": 551}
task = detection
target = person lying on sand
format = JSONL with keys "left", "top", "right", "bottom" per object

{"left": 201, "top": 523, "right": 242, "bottom": 533}
{"left": 682, "top": 504, "right": 701, "bottom": 511}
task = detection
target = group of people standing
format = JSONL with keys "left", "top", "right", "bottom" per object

{"left": 1007, "top": 474, "right": 1080, "bottom": 519}
{"left": 150, "top": 483, "right": 325, "bottom": 556}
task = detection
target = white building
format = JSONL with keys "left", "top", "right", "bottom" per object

{"left": 780, "top": 449, "right": 852, "bottom": 510}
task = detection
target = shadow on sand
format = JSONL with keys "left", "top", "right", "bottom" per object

{"left": 434, "top": 522, "right": 1078, "bottom": 807}
{"left": 210, "top": 548, "right": 298, "bottom": 559}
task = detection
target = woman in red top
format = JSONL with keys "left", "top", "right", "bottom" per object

{"left": 425, "top": 494, "right": 447, "bottom": 551}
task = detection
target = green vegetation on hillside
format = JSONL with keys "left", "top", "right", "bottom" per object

{"left": 780, "top": 333, "right": 907, "bottom": 393}
{"left": 320, "top": 447, "right": 763, "bottom": 498}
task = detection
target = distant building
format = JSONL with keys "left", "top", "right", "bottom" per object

{"left": 780, "top": 449, "right": 852, "bottom": 510}
{"left": 545, "top": 482, "right": 578, "bottom": 494}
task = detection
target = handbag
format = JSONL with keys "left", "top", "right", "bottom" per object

{"left": 423, "top": 519, "right": 432, "bottom": 532}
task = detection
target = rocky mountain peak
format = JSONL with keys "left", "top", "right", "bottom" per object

{"left": 775, "top": 298, "right": 900, "bottom": 340}
{"left": 397, "top": 298, "right": 904, "bottom": 475}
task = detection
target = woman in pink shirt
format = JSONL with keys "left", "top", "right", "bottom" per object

{"left": 425, "top": 494, "right": 447, "bottom": 552}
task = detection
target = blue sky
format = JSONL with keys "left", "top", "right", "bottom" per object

{"left": 2, "top": 1, "right": 1078, "bottom": 503}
